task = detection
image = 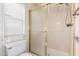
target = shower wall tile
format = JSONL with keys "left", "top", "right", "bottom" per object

{"left": 6, "top": 40, "right": 26, "bottom": 56}
{"left": 4, "top": 4, "right": 26, "bottom": 55}
{"left": 5, "top": 35, "right": 25, "bottom": 43}
{"left": 4, "top": 15, "right": 24, "bottom": 35}
{"left": 4, "top": 4, "right": 25, "bottom": 20}
{"left": 0, "top": 3, "right": 5, "bottom": 56}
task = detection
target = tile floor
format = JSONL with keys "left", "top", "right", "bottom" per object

{"left": 19, "top": 52, "right": 37, "bottom": 56}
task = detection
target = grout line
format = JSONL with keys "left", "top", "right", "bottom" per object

{"left": 4, "top": 13, "right": 24, "bottom": 22}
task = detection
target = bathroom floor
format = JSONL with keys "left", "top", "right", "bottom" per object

{"left": 19, "top": 52, "right": 37, "bottom": 56}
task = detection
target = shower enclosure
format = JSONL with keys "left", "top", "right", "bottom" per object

{"left": 0, "top": 3, "right": 26, "bottom": 56}
{"left": 29, "top": 3, "right": 74, "bottom": 56}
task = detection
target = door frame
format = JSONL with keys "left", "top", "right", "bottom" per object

{"left": 69, "top": 3, "right": 76, "bottom": 56}
{"left": 29, "top": 3, "right": 75, "bottom": 56}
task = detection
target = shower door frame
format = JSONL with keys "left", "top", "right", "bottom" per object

{"left": 29, "top": 3, "right": 75, "bottom": 56}
{"left": 29, "top": 4, "right": 48, "bottom": 56}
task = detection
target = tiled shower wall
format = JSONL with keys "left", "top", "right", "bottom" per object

{"left": 0, "top": 3, "right": 4, "bottom": 56}
{"left": 0, "top": 3, "right": 29, "bottom": 56}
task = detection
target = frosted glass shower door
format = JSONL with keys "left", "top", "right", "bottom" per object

{"left": 47, "top": 4, "right": 73, "bottom": 56}
{"left": 30, "top": 6, "right": 48, "bottom": 55}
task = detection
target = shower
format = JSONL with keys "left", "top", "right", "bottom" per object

{"left": 29, "top": 3, "right": 74, "bottom": 56}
